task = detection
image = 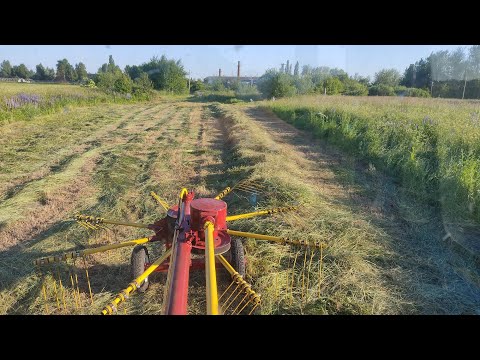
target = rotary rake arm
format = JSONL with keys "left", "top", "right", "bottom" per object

{"left": 74, "top": 214, "right": 152, "bottom": 230}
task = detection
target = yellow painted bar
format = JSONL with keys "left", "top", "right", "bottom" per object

{"left": 226, "top": 206, "right": 297, "bottom": 221}
{"left": 33, "top": 238, "right": 150, "bottom": 266}
{"left": 102, "top": 248, "right": 173, "bottom": 315}
{"left": 179, "top": 188, "right": 188, "bottom": 200}
{"left": 150, "top": 191, "right": 170, "bottom": 211}
{"left": 227, "top": 229, "right": 325, "bottom": 249}
{"left": 204, "top": 221, "right": 219, "bottom": 315}
{"left": 216, "top": 254, "right": 236, "bottom": 276}
{"left": 75, "top": 214, "right": 150, "bottom": 229}
{"left": 214, "top": 186, "right": 232, "bottom": 200}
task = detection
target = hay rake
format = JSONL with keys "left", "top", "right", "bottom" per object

{"left": 34, "top": 178, "right": 326, "bottom": 315}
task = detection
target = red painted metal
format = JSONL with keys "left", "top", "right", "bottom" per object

{"left": 164, "top": 192, "right": 194, "bottom": 315}
{"left": 156, "top": 192, "right": 234, "bottom": 314}
{"left": 145, "top": 258, "right": 225, "bottom": 272}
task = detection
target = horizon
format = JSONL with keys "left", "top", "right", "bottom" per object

{"left": 0, "top": 45, "right": 468, "bottom": 80}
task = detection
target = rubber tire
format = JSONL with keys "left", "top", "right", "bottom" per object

{"left": 131, "top": 245, "right": 150, "bottom": 293}
{"left": 230, "top": 238, "right": 246, "bottom": 277}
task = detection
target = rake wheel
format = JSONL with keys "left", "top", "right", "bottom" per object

{"left": 131, "top": 245, "right": 150, "bottom": 293}
{"left": 229, "top": 237, "right": 246, "bottom": 277}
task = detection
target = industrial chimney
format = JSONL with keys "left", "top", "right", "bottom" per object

{"left": 237, "top": 61, "right": 240, "bottom": 79}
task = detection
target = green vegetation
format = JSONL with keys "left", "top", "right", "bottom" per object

{"left": 0, "top": 83, "right": 159, "bottom": 123}
{"left": 262, "top": 95, "right": 480, "bottom": 225}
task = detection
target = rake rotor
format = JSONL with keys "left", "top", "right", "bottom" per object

{"left": 34, "top": 178, "right": 326, "bottom": 315}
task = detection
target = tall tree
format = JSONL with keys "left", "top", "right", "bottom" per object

{"left": 34, "top": 63, "right": 46, "bottom": 80}
{"left": 374, "top": 68, "right": 401, "bottom": 87}
{"left": 0, "top": 60, "right": 12, "bottom": 77}
{"left": 75, "top": 62, "right": 88, "bottom": 81}
{"left": 56, "top": 59, "right": 69, "bottom": 81}
{"left": 13, "top": 64, "right": 30, "bottom": 79}
{"left": 294, "top": 61, "right": 300, "bottom": 77}
{"left": 286, "top": 60, "right": 290, "bottom": 75}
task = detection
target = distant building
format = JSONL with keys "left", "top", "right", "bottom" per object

{"left": 204, "top": 76, "right": 259, "bottom": 86}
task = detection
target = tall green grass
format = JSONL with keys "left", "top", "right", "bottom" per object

{"left": 0, "top": 83, "right": 158, "bottom": 123}
{"left": 261, "top": 95, "right": 480, "bottom": 224}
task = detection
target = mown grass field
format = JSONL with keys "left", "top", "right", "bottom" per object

{"left": 1, "top": 85, "right": 479, "bottom": 314}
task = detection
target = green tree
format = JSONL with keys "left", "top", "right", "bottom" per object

{"left": 343, "top": 78, "right": 368, "bottom": 96}
{"left": 0, "top": 60, "right": 13, "bottom": 77}
{"left": 294, "top": 76, "right": 314, "bottom": 94}
{"left": 44, "top": 67, "right": 56, "bottom": 81}
{"left": 125, "top": 65, "right": 143, "bottom": 80}
{"left": 133, "top": 72, "right": 153, "bottom": 94}
{"left": 13, "top": 64, "right": 30, "bottom": 79}
{"left": 75, "top": 62, "right": 88, "bottom": 81}
{"left": 322, "top": 77, "right": 344, "bottom": 95}
{"left": 374, "top": 68, "right": 401, "bottom": 87}
{"left": 139, "top": 56, "right": 187, "bottom": 93}
{"left": 257, "top": 70, "right": 295, "bottom": 98}
{"left": 368, "top": 84, "right": 395, "bottom": 96}
{"left": 294, "top": 61, "right": 299, "bottom": 76}
{"left": 56, "top": 59, "right": 71, "bottom": 82}
{"left": 190, "top": 79, "right": 205, "bottom": 93}
{"left": 33, "top": 63, "right": 46, "bottom": 80}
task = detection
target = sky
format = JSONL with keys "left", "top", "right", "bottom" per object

{"left": 0, "top": 45, "right": 468, "bottom": 80}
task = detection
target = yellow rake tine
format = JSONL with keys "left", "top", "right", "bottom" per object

{"left": 124, "top": 308, "right": 127, "bottom": 315}
{"left": 73, "top": 259, "right": 81, "bottom": 308}
{"left": 41, "top": 279, "right": 49, "bottom": 314}
{"left": 248, "top": 302, "right": 260, "bottom": 315}
{"left": 74, "top": 273, "right": 81, "bottom": 308}
{"left": 274, "top": 252, "right": 282, "bottom": 303}
{"left": 318, "top": 245, "right": 323, "bottom": 298}
{"left": 219, "top": 280, "right": 236, "bottom": 302}
{"left": 77, "top": 221, "right": 91, "bottom": 230}
{"left": 231, "top": 293, "right": 249, "bottom": 315}
{"left": 222, "top": 283, "right": 242, "bottom": 311}
{"left": 52, "top": 274, "right": 61, "bottom": 311}
{"left": 237, "top": 296, "right": 254, "bottom": 315}
{"left": 290, "top": 251, "right": 300, "bottom": 305}
{"left": 83, "top": 256, "right": 94, "bottom": 305}
{"left": 235, "top": 185, "right": 264, "bottom": 193}
{"left": 224, "top": 288, "right": 243, "bottom": 312}
{"left": 301, "top": 248, "right": 308, "bottom": 308}
{"left": 57, "top": 269, "right": 67, "bottom": 313}
{"left": 69, "top": 269, "right": 79, "bottom": 310}
{"left": 305, "top": 248, "right": 315, "bottom": 304}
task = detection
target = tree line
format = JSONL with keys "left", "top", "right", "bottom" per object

{"left": 0, "top": 55, "right": 189, "bottom": 95}
{"left": 256, "top": 45, "right": 480, "bottom": 99}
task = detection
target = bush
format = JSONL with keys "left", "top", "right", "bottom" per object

{"left": 369, "top": 84, "right": 395, "bottom": 96}
{"left": 343, "top": 79, "right": 369, "bottom": 96}
{"left": 257, "top": 70, "right": 296, "bottom": 98}
{"left": 404, "top": 88, "right": 431, "bottom": 98}
{"left": 133, "top": 72, "right": 154, "bottom": 95}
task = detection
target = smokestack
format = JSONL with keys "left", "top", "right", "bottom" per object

{"left": 237, "top": 61, "right": 240, "bottom": 79}
{"left": 219, "top": 68, "right": 222, "bottom": 77}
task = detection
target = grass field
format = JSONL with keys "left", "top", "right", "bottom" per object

{"left": 1, "top": 85, "right": 479, "bottom": 314}
{"left": 262, "top": 96, "right": 480, "bottom": 225}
